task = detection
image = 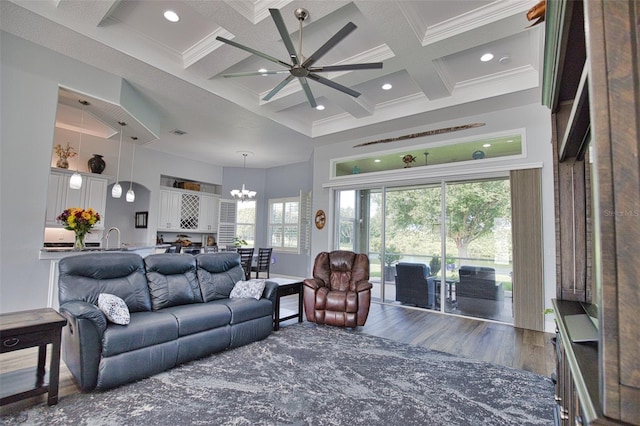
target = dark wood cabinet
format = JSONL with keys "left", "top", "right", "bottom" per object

{"left": 545, "top": 1, "right": 640, "bottom": 425}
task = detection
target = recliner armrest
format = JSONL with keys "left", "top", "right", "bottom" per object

{"left": 59, "top": 300, "right": 108, "bottom": 337}
{"left": 303, "top": 278, "right": 324, "bottom": 290}
{"left": 356, "top": 281, "right": 373, "bottom": 292}
{"left": 262, "top": 280, "right": 278, "bottom": 306}
{"left": 59, "top": 300, "right": 107, "bottom": 391}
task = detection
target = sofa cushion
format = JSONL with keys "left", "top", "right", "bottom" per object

{"left": 59, "top": 253, "right": 152, "bottom": 313}
{"left": 196, "top": 253, "right": 245, "bottom": 302}
{"left": 98, "top": 293, "right": 130, "bottom": 325}
{"left": 144, "top": 254, "right": 203, "bottom": 310}
{"left": 161, "top": 303, "right": 231, "bottom": 336}
{"left": 230, "top": 279, "right": 266, "bottom": 300}
{"left": 212, "top": 298, "right": 273, "bottom": 325}
{"left": 101, "top": 311, "right": 179, "bottom": 357}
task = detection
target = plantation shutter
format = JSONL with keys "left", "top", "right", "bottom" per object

{"left": 217, "top": 199, "right": 237, "bottom": 247}
{"left": 299, "top": 190, "right": 312, "bottom": 254}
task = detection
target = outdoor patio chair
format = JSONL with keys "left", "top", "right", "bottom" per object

{"left": 395, "top": 263, "right": 438, "bottom": 309}
{"left": 456, "top": 265, "right": 504, "bottom": 319}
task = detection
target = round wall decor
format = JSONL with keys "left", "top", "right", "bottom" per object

{"left": 315, "top": 210, "right": 326, "bottom": 229}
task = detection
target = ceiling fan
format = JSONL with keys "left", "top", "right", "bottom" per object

{"left": 216, "top": 8, "right": 383, "bottom": 108}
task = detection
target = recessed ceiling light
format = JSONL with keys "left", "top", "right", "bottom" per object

{"left": 381, "top": 83, "right": 392, "bottom": 90}
{"left": 374, "top": 159, "right": 381, "bottom": 163}
{"left": 316, "top": 105, "right": 325, "bottom": 111}
{"left": 258, "top": 68, "right": 268, "bottom": 76}
{"left": 498, "top": 55, "right": 511, "bottom": 65}
{"left": 164, "top": 10, "right": 180, "bottom": 22}
{"left": 483, "top": 143, "right": 491, "bottom": 148}
{"left": 480, "top": 53, "right": 494, "bottom": 62}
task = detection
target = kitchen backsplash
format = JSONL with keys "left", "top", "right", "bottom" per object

{"left": 44, "top": 227, "right": 103, "bottom": 244}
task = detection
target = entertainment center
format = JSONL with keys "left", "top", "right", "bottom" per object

{"left": 544, "top": 1, "right": 639, "bottom": 424}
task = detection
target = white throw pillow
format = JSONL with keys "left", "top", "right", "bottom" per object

{"left": 98, "top": 293, "right": 130, "bottom": 325}
{"left": 230, "top": 279, "right": 266, "bottom": 300}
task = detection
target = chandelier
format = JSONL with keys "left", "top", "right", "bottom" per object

{"left": 230, "top": 153, "right": 256, "bottom": 202}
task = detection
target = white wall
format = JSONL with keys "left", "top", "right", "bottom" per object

{"left": 311, "top": 103, "right": 556, "bottom": 332}
{"left": 0, "top": 31, "right": 222, "bottom": 313}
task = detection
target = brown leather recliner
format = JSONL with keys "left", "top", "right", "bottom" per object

{"left": 303, "top": 251, "right": 373, "bottom": 327}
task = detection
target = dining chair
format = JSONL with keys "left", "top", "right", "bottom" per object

{"left": 236, "top": 247, "right": 254, "bottom": 280}
{"left": 225, "top": 245, "right": 237, "bottom": 252}
{"left": 251, "top": 248, "right": 272, "bottom": 279}
{"left": 182, "top": 247, "right": 201, "bottom": 255}
{"left": 205, "top": 246, "right": 218, "bottom": 253}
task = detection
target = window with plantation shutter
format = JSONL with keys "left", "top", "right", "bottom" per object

{"left": 217, "top": 199, "right": 237, "bottom": 247}
{"left": 268, "top": 191, "right": 311, "bottom": 254}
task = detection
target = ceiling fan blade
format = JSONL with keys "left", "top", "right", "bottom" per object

{"left": 263, "top": 75, "right": 296, "bottom": 101}
{"left": 222, "top": 70, "right": 289, "bottom": 78}
{"left": 308, "top": 63, "right": 383, "bottom": 72}
{"left": 299, "top": 78, "right": 317, "bottom": 108}
{"left": 269, "top": 8, "right": 299, "bottom": 65}
{"left": 307, "top": 73, "right": 361, "bottom": 98}
{"left": 216, "top": 36, "right": 291, "bottom": 68}
{"left": 302, "top": 22, "right": 357, "bottom": 68}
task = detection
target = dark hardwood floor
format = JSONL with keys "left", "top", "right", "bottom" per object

{"left": 280, "top": 297, "right": 556, "bottom": 377}
{"left": 1, "top": 298, "right": 555, "bottom": 416}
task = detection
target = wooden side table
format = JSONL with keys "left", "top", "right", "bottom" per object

{"left": 0, "top": 308, "right": 67, "bottom": 406}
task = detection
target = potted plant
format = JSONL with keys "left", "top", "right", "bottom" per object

{"left": 429, "top": 255, "right": 441, "bottom": 277}
{"left": 233, "top": 237, "right": 247, "bottom": 247}
{"left": 383, "top": 246, "right": 401, "bottom": 281}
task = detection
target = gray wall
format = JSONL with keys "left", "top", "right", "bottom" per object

{"left": 221, "top": 161, "right": 313, "bottom": 279}
{"left": 0, "top": 32, "right": 223, "bottom": 312}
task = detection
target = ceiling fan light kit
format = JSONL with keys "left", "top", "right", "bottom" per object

{"left": 216, "top": 8, "right": 383, "bottom": 108}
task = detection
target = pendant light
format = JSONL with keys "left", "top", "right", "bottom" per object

{"left": 230, "top": 152, "right": 257, "bottom": 202}
{"left": 126, "top": 137, "right": 136, "bottom": 202}
{"left": 69, "top": 100, "right": 90, "bottom": 189}
{"left": 111, "top": 121, "right": 126, "bottom": 198}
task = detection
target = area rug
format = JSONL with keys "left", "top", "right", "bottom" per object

{"left": 1, "top": 323, "right": 554, "bottom": 425}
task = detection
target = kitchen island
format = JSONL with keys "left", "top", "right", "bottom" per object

{"left": 39, "top": 244, "right": 170, "bottom": 309}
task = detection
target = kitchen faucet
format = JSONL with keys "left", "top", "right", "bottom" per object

{"left": 103, "top": 227, "right": 121, "bottom": 250}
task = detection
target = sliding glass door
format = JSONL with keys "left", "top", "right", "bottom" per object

{"left": 383, "top": 185, "right": 442, "bottom": 309}
{"left": 334, "top": 177, "right": 513, "bottom": 324}
{"left": 443, "top": 180, "right": 513, "bottom": 322}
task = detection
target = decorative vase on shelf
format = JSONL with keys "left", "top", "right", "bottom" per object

{"left": 88, "top": 154, "right": 106, "bottom": 174}
{"left": 56, "top": 157, "right": 69, "bottom": 169}
{"left": 73, "top": 233, "right": 86, "bottom": 251}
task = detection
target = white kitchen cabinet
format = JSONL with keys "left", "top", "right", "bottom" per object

{"left": 158, "top": 189, "right": 181, "bottom": 231}
{"left": 198, "top": 194, "right": 219, "bottom": 232}
{"left": 45, "top": 171, "right": 66, "bottom": 226}
{"left": 83, "top": 176, "right": 107, "bottom": 228}
{"left": 157, "top": 187, "right": 219, "bottom": 233}
{"left": 45, "top": 169, "right": 108, "bottom": 229}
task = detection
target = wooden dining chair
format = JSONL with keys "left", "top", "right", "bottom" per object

{"left": 236, "top": 248, "right": 254, "bottom": 280}
{"left": 251, "top": 248, "right": 272, "bottom": 278}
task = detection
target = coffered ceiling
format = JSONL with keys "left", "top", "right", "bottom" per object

{"left": 0, "top": 0, "right": 543, "bottom": 168}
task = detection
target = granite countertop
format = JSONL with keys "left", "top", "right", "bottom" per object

{"left": 39, "top": 244, "right": 172, "bottom": 261}
{"left": 40, "top": 244, "right": 170, "bottom": 253}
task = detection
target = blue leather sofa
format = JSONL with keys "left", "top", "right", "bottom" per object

{"left": 57, "top": 252, "right": 277, "bottom": 391}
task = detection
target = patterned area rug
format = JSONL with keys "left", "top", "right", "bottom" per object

{"left": 1, "top": 323, "right": 554, "bottom": 425}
